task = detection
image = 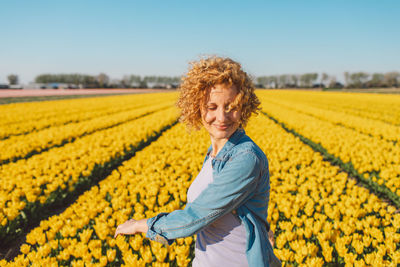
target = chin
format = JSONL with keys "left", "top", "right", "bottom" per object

{"left": 212, "top": 129, "right": 236, "bottom": 139}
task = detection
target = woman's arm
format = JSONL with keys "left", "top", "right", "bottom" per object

{"left": 146, "top": 150, "right": 264, "bottom": 245}
{"left": 114, "top": 217, "right": 275, "bottom": 246}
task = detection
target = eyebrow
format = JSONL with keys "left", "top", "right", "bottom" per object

{"left": 206, "top": 103, "right": 231, "bottom": 106}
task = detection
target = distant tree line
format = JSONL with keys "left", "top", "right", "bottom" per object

{"left": 2, "top": 71, "right": 400, "bottom": 89}
{"left": 257, "top": 73, "right": 322, "bottom": 88}
{"left": 35, "top": 74, "right": 98, "bottom": 88}
{"left": 343, "top": 71, "right": 400, "bottom": 88}
{"left": 34, "top": 73, "right": 181, "bottom": 89}
{"left": 256, "top": 71, "right": 400, "bottom": 89}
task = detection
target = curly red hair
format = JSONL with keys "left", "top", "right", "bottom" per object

{"left": 177, "top": 56, "right": 260, "bottom": 130}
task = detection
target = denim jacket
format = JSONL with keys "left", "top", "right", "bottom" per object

{"left": 146, "top": 128, "right": 281, "bottom": 266}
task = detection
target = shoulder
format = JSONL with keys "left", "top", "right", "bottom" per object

{"left": 229, "top": 134, "right": 267, "bottom": 166}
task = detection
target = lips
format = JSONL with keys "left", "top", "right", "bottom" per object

{"left": 214, "top": 124, "right": 230, "bottom": 130}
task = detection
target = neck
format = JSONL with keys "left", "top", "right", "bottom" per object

{"left": 210, "top": 138, "right": 229, "bottom": 157}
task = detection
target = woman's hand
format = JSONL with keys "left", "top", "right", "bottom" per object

{"left": 114, "top": 218, "right": 149, "bottom": 238}
{"left": 268, "top": 229, "right": 275, "bottom": 247}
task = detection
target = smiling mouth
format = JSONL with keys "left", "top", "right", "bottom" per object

{"left": 214, "top": 124, "right": 230, "bottom": 130}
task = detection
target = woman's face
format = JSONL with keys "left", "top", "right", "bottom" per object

{"left": 201, "top": 83, "right": 241, "bottom": 143}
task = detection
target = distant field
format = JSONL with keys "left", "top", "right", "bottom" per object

{"left": 1, "top": 90, "right": 399, "bottom": 266}
{"left": 331, "top": 88, "right": 400, "bottom": 94}
{"left": 0, "top": 89, "right": 174, "bottom": 105}
{"left": 1, "top": 88, "right": 399, "bottom": 105}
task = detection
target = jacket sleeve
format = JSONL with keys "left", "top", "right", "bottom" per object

{"left": 146, "top": 150, "right": 262, "bottom": 245}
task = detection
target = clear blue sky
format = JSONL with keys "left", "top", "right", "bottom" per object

{"left": 1, "top": 0, "right": 399, "bottom": 84}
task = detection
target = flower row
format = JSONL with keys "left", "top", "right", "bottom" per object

{"left": 2, "top": 122, "right": 206, "bottom": 267}
{"left": 0, "top": 106, "right": 178, "bottom": 243}
{"left": 247, "top": 114, "right": 400, "bottom": 266}
{"left": 2, "top": 109, "right": 398, "bottom": 266}
{"left": 0, "top": 93, "right": 176, "bottom": 140}
{"left": 0, "top": 101, "right": 173, "bottom": 164}
{"left": 257, "top": 90, "right": 400, "bottom": 126}
{"left": 259, "top": 94, "right": 400, "bottom": 143}
{"left": 258, "top": 96, "right": 400, "bottom": 202}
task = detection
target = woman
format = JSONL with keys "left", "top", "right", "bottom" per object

{"left": 114, "top": 56, "right": 281, "bottom": 266}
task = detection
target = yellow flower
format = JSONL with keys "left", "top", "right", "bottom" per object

{"left": 140, "top": 245, "right": 153, "bottom": 264}
{"left": 106, "top": 249, "right": 116, "bottom": 262}
{"left": 129, "top": 234, "right": 143, "bottom": 251}
{"left": 352, "top": 239, "right": 364, "bottom": 255}
{"left": 79, "top": 228, "right": 93, "bottom": 244}
{"left": 20, "top": 244, "right": 31, "bottom": 254}
{"left": 304, "top": 256, "right": 324, "bottom": 267}
{"left": 99, "top": 256, "right": 108, "bottom": 267}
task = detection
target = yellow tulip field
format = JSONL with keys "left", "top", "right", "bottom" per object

{"left": 0, "top": 90, "right": 399, "bottom": 266}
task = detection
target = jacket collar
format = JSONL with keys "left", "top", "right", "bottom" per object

{"left": 206, "top": 128, "right": 246, "bottom": 159}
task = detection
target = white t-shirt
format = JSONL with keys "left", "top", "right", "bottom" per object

{"left": 187, "top": 156, "right": 248, "bottom": 267}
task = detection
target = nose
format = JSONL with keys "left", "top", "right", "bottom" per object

{"left": 216, "top": 107, "right": 229, "bottom": 122}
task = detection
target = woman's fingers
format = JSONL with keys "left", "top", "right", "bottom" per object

{"left": 114, "top": 225, "right": 123, "bottom": 238}
{"left": 114, "top": 224, "right": 123, "bottom": 238}
{"left": 268, "top": 229, "right": 275, "bottom": 247}
{"left": 114, "top": 219, "right": 137, "bottom": 238}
